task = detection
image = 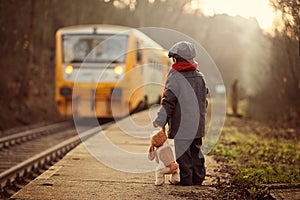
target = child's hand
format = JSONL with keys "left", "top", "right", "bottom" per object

{"left": 153, "top": 121, "right": 159, "bottom": 128}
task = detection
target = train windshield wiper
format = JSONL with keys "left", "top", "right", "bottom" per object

{"left": 82, "top": 59, "right": 122, "bottom": 64}
{"left": 68, "top": 59, "right": 84, "bottom": 63}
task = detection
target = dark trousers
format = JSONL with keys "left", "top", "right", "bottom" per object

{"left": 174, "top": 138, "right": 206, "bottom": 185}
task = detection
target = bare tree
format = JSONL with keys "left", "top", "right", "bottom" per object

{"left": 18, "top": 0, "right": 35, "bottom": 101}
{"left": 247, "top": 0, "right": 300, "bottom": 125}
{"left": 270, "top": 0, "right": 299, "bottom": 42}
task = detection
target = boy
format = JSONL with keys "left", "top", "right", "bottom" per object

{"left": 153, "top": 41, "right": 207, "bottom": 186}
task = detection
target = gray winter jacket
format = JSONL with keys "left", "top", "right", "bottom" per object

{"left": 154, "top": 70, "right": 207, "bottom": 140}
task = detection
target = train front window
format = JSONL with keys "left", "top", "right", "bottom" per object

{"left": 63, "top": 34, "right": 128, "bottom": 63}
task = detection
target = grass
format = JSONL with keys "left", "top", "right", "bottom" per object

{"left": 212, "top": 118, "right": 300, "bottom": 199}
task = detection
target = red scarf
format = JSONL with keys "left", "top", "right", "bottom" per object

{"left": 160, "top": 61, "right": 198, "bottom": 104}
{"left": 171, "top": 61, "right": 198, "bottom": 71}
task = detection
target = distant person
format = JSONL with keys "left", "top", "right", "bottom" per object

{"left": 153, "top": 41, "right": 207, "bottom": 186}
{"left": 231, "top": 79, "right": 239, "bottom": 116}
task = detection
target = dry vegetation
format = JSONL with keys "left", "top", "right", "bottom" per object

{"left": 212, "top": 117, "right": 300, "bottom": 199}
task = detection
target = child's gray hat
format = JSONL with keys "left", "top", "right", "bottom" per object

{"left": 168, "top": 41, "right": 196, "bottom": 61}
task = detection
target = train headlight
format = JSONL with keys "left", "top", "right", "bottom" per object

{"left": 114, "top": 65, "right": 123, "bottom": 75}
{"left": 65, "top": 65, "right": 73, "bottom": 75}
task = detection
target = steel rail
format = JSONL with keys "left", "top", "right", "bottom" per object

{"left": 0, "top": 125, "right": 105, "bottom": 193}
{"left": 0, "top": 121, "right": 72, "bottom": 149}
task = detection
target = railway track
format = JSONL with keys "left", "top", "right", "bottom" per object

{"left": 0, "top": 121, "right": 111, "bottom": 199}
{"left": 0, "top": 121, "right": 73, "bottom": 150}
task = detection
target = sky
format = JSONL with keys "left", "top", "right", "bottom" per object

{"left": 191, "top": 0, "right": 280, "bottom": 33}
{"left": 107, "top": 0, "right": 282, "bottom": 34}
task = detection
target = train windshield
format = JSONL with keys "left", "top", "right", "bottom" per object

{"left": 63, "top": 34, "right": 128, "bottom": 63}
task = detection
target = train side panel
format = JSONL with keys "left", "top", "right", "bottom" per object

{"left": 55, "top": 30, "right": 74, "bottom": 117}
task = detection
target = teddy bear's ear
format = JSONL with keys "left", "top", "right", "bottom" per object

{"left": 148, "top": 145, "right": 155, "bottom": 161}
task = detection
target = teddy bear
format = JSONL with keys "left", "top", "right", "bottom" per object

{"left": 148, "top": 127, "right": 180, "bottom": 186}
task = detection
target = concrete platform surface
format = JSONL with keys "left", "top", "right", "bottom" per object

{"left": 11, "top": 109, "right": 298, "bottom": 200}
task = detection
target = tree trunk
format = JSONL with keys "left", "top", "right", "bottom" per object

{"left": 18, "top": 0, "right": 35, "bottom": 101}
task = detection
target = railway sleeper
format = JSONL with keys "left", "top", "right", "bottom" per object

{"left": 1, "top": 172, "right": 32, "bottom": 199}
{"left": 15, "top": 174, "right": 28, "bottom": 187}
{"left": 38, "top": 159, "right": 48, "bottom": 171}
{"left": 1, "top": 187, "right": 14, "bottom": 199}
{"left": 1, "top": 179, "right": 17, "bottom": 198}
{"left": 11, "top": 178, "right": 23, "bottom": 191}
{"left": 13, "top": 181, "right": 24, "bottom": 191}
{"left": 15, "top": 138, "right": 22, "bottom": 144}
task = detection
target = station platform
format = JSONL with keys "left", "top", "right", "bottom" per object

{"left": 10, "top": 109, "right": 227, "bottom": 200}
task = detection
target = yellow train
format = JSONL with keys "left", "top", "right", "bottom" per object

{"left": 55, "top": 24, "right": 169, "bottom": 118}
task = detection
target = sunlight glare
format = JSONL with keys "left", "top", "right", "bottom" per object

{"left": 198, "top": 0, "right": 277, "bottom": 32}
